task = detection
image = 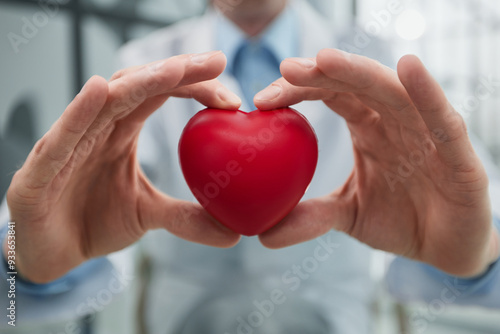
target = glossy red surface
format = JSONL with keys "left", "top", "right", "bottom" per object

{"left": 178, "top": 107, "right": 318, "bottom": 236}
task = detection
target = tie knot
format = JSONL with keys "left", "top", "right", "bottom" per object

{"left": 231, "top": 40, "right": 282, "bottom": 110}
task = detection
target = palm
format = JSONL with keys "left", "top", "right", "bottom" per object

{"left": 258, "top": 50, "right": 497, "bottom": 277}
{"left": 50, "top": 123, "right": 147, "bottom": 258}
{"left": 342, "top": 106, "right": 490, "bottom": 272}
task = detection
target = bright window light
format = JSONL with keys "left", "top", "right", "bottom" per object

{"left": 395, "top": 9, "right": 426, "bottom": 40}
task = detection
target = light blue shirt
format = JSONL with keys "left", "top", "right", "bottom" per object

{"left": 387, "top": 217, "right": 500, "bottom": 308}
{"left": 215, "top": 6, "right": 299, "bottom": 110}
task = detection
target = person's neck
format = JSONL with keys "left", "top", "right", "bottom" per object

{"left": 216, "top": 0, "right": 287, "bottom": 37}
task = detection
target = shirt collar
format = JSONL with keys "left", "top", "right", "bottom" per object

{"left": 215, "top": 6, "right": 298, "bottom": 74}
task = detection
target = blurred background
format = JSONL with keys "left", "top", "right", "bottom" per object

{"left": 0, "top": 0, "right": 499, "bottom": 333}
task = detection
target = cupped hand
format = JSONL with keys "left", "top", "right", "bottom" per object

{"left": 255, "top": 49, "right": 499, "bottom": 278}
{"left": 5, "top": 51, "right": 242, "bottom": 283}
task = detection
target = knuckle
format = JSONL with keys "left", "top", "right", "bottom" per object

{"left": 73, "top": 136, "right": 94, "bottom": 161}
{"left": 109, "top": 80, "right": 149, "bottom": 117}
{"left": 160, "top": 58, "right": 186, "bottom": 89}
{"left": 159, "top": 68, "right": 184, "bottom": 91}
{"left": 32, "top": 136, "right": 47, "bottom": 156}
{"left": 32, "top": 135, "right": 68, "bottom": 164}
{"left": 45, "top": 142, "right": 70, "bottom": 163}
{"left": 439, "top": 108, "right": 467, "bottom": 143}
{"left": 110, "top": 69, "right": 127, "bottom": 81}
{"left": 59, "top": 117, "right": 83, "bottom": 136}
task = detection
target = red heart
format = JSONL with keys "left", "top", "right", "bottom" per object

{"left": 178, "top": 107, "right": 318, "bottom": 236}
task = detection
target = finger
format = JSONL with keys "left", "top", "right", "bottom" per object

{"left": 17, "top": 76, "right": 109, "bottom": 191}
{"left": 86, "top": 51, "right": 229, "bottom": 138}
{"left": 255, "top": 78, "right": 378, "bottom": 126}
{"left": 115, "top": 93, "right": 171, "bottom": 129}
{"left": 105, "top": 51, "right": 227, "bottom": 121}
{"left": 397, "top": 55, "right": 477, "bottom": 169}
{"left": 259, "top": 193, "right": 353, "bottom": 249}
{"left": 142, "top": 189, "right": 241, "bottom": 248}
{"left": 108, "top": 58, "right": 174, "bottom": 82}
{"left": 109, "top": 64, "right": 144, "bottom": 82}
{"left": 124, "top": 80, "right": 242, "bottom": 124}
{"left": 316, "top": 49, "right": 412, "bottom": 112}
{"left": 279, "top": 57, "right": 351, "bottom": 92}
{"left": 109, "top": 52, "right": 223, "bottom": 85}
{"left": 172, "top": 79, "right": 242, "bottom": 109}
{"left": 254, "top": 77, "right": 329, "bottom": 109}
{"left": 280, "top": 49, "right": 426, "bottom": 130}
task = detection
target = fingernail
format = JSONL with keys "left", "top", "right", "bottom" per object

{"left": 255, "top": 84, "right": 282, "bottom": 101}
{"left": 217, "top": 86, "right": 241, "bottom": 104}
{"left": 191, "top": 51, "right": 221, "bottom": 64}
{"left": 288, "top": 57, "right": 316, "bottom": 69}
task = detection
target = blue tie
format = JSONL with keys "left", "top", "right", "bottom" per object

{"left": 231, "top": 40, "right": 282, "bottom": 110}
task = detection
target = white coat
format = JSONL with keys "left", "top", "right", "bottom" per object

{"left": 119, "top": 2, "right": 383, "bottom": 333}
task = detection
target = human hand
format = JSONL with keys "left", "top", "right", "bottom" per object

{"left": 4, "top": 51, "right": 241, "bottom": 283}
{"left": 255, "top": 49, "right": 499, "bottom": 278}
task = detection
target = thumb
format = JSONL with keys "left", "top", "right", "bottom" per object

{"left": 259, "top": 193, "right": 353, "bottom": 249}
{"left": 140, "top": 184, "right": 241, "bottom": 247}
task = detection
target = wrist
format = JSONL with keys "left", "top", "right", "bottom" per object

{"left": 1, "top": 221, "right": 30, "bottom": 283}
{"left": 0, "top": 222, "right": 111, "bottom": 295}
{"left": 1, "top": 221, "right": 35, "bottom": 284}
{"left": 457, "top": 217, "right": 500, "bottom": 279}
{"left": 488, "top": 217, "right": 500, "bottom": 265}
{"left": 1, "top": 221, "right": 57, "bottom": 284}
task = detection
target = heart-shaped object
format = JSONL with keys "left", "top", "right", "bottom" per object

{"left": 178, "top": 107, "right": 318, "bottom": 236}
